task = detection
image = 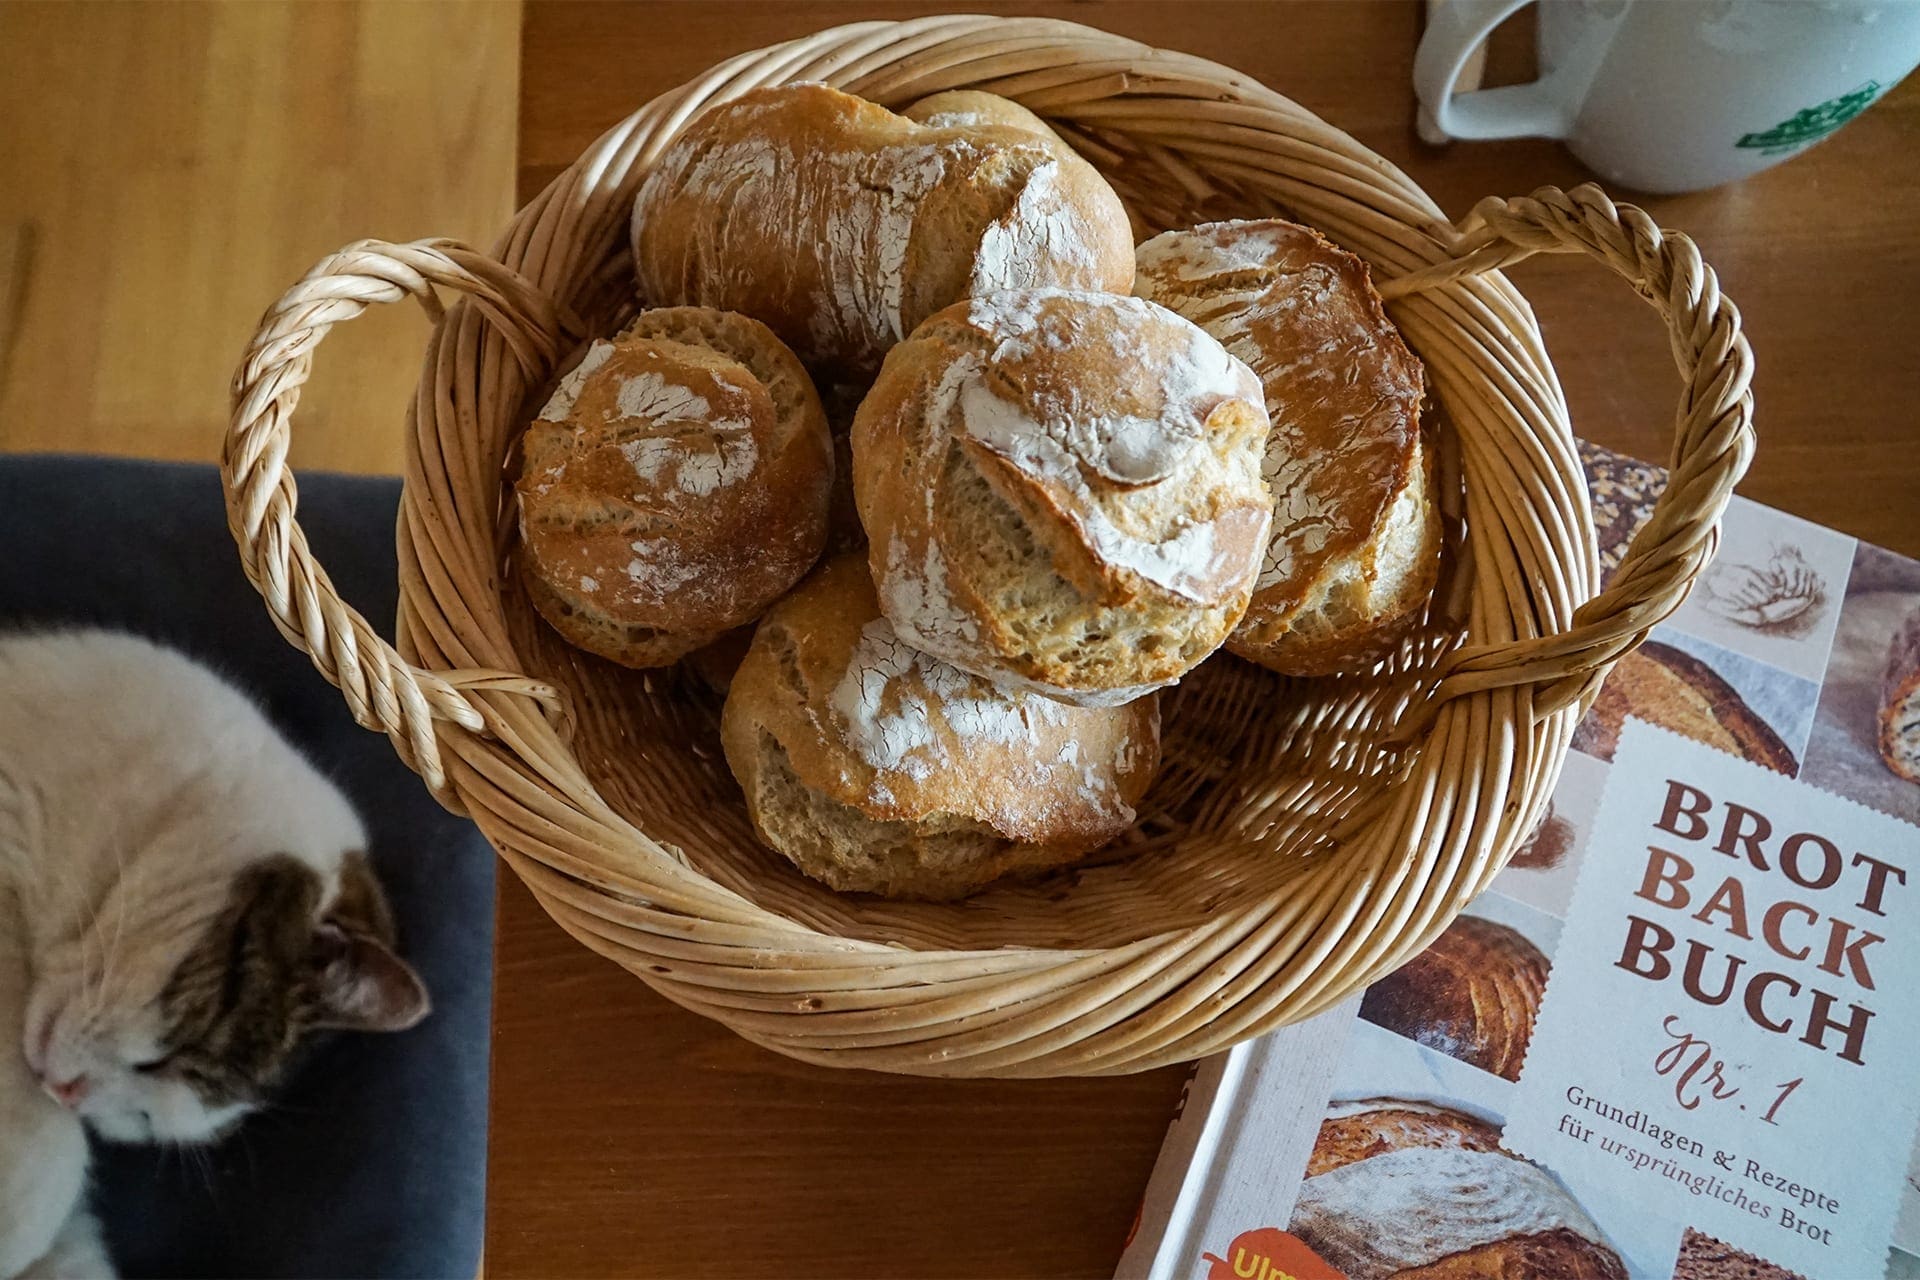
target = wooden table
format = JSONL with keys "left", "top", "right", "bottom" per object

{"left": 499, "top": 5, "right": 1920, "bottom": 1275}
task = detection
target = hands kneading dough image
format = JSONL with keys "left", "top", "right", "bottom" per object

{"left": 1288, "top": 1099, "right": 1627, "bottom": 1280}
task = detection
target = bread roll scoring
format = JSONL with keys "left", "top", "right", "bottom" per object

{"left": 721, "top": 556, "right": 1160, "bottom": 900}
{"left": 516, "top": 308, "right": 832, "bottom": 668}
{"left": 853, "top": 289, "right": 1273, "bottom": 705}
{"left": 1136, "top": 219, "right": 1439, "bottom": 675}
{"left": 631, "top": 83, "right": 1133, "bottom": 376}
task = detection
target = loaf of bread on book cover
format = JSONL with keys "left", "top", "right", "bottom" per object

{"left": 1357, "top": 914, "right": 1549, "bottom": 1082}
{"left": 1671, "top": 1228, "right": 1807, "bottom": 1280}
{"left": 1572, "top": 639, "right": 1797, "bottom": 773}
{"left": 1291, "top": 1098, "right": 1626, "bottom": 1280}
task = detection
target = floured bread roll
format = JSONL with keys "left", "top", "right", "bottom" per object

{"left": 854, "top": 290, "right": 1273, "bottom": 705}
{"left": 631, "top": 83, "right": 1133, "bottom": 376}
{"left": 1293, "top": 1099, "right": 1626, "bottom": 1280}
{"left": 517, "top": 308, "right": 832, "bottom": 668}
{"left": 721, "top": 556, "right": 1160, "bottom": 900}
{"left": 1136, "top": 219, "right": 1440, "bottom": 675}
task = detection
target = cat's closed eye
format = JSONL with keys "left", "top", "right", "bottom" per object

{"left": 129, "top": 1056, "right": 172, "bottom": 1076}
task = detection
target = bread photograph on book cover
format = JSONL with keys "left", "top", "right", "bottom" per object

{"left": 1669, "top": 1227, "right": 1805, "bottom": 1280}
{"left": 1802, "top": 542, "right": 1920, "bottom": 826}
{"left": 1288, "top": 1095, "right": 1628, "bottom": 1280}
{"left": 1493, "top": 750, "right": 1610, "bottom": 920}
{"left": 1671, "top": 496, "right": 1856, "bottom": 683}
{"left": 1580, "top": 440, "right": 1667, "bottom": 588}
{"left": 1571, "top": 630, "right": 1818, "bottom": 776}
{"left": 1358, "top": 895, "right": 1562, "bottom": 1082}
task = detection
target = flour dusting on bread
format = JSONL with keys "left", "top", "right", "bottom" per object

{"left": 538, "top": 341, "right": 615, "bottom": 422}
{"left": 855, "top": 288, "right": 1273, "bottom": 701}
{"left": 633, "top": 84, "right": 1135, "bottom": 375}
{"left": 1293, "top": 1147, "right": 1612, "bottom": 1278}
{"left": 517, "top": 308, "right": 832, "bottom": 665}
{"left": 829, "top": 619, "right": 1078, "bottom": 790}
{"left": 1135, "top": 219, "right": 1438, "bottom": 675}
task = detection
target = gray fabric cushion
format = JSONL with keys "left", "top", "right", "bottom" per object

{"left": 0, "top": 455, "right": 491, "bottom": 1280}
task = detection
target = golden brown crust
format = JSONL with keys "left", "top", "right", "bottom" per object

{"left": 631, "top": 83, "right": 1133, "bottom": 377}
{"left": 1300, "top": 1101, "right": 1625, "bottom": 1280}
{"left": 1358, "top": 915, "right": 1550, "bottom": 1081}
{"left": 515, "top": 308, "right": 832, "bottom": 668}
{"left": 1307, "top": 1101, "right": 1504, "bottom": 1178}
{"left": 1572, "top": 640, "right": 1798, "bottom": 773}
{"left": 853, "top": 289, "right": 1273, "bottom": 702}
{"left": 1135, "top": 219, "right": 1438, "bottom": 676}
{"left": 519, "top": 553, "right": 718, "bottom": 669}
{"left": 719, "top": 556, "right": 1160, "bottom": 898}
{"left": 1397, "top": 1230, "right": 1628, "bottom": 1280}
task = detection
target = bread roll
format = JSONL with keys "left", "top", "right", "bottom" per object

{"left": 1358, "top": 914, "right": 1549, "bottom": 1081}
{"left": 632, "top": 83, "right": 1133, "bottom": 377}
{"left": 1294, "top": 1100, "right": 1626, "bottom": 1280}
{"left": 720, "top": 555, "right": 1160, "bottom": 900}
{"left": 517, "top": 308, "right": 832, "bottom": 668}
{"left": 1135, "top": 220, "right": 1440, "bottom": 675}
{"left": 854, "top": 289, "right": 1273, "bottom": 705}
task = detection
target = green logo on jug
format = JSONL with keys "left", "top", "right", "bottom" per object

{"left": 1737, "top": 82, "right": 1883, "bottom": 153}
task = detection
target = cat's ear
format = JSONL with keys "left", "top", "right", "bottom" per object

{"left": 311, "top": 921, "right": 431, "bottom": 1032}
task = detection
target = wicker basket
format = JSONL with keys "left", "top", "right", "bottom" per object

{"left": 220, "top": 16, "right": 1752, "bottom": 1077}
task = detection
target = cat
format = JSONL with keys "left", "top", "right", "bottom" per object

{"left": 0, "top": 630, "right": 430, "bottom": 1279}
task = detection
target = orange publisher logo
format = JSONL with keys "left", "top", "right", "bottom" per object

{"left": 1201, "top": 1227, "right": 1344, "bottom": 1280}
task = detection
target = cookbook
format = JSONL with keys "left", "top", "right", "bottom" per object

{"left": 1116, "top": 442, "right": 1920, "bottom": 1280}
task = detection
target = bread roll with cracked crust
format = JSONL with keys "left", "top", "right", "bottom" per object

{"left": 721, "top": 556, "right": 1160, "bottom": 900}
{"left": 1136, "top": 219, "right": 1440, "bottom": 675}
{"left": 631, "top": 83, "right": 1133, "bottom": 377}
{"left": 516, "top": 308, "right": 832, "bottom": 668}
{"left": 854, "top": 289, "right": 1273, "bottom": 706}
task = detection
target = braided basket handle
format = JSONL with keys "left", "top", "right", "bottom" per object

{"left": 1381, "top": 184, "right": 1756, "bottom": 719}
{"left": 223, "top": 238, "right": 573, "bottom": 789}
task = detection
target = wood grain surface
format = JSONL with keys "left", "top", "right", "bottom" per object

{"left": 498, "top": 4, "right": 1920, "bottom": 1276}
{"left": 0, "top": 0, "right": 519, "bottom": 474}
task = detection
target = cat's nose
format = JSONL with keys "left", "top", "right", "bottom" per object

{"left": 43, "top": 1074, "right": 90, "bottom": 1110}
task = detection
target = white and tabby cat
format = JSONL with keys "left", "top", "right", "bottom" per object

{"left": 0, "top": 631, "right": 429, "bottom": 1279}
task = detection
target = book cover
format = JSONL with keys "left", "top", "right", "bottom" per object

{"left": 1116, "top": 444, "right": 1920, "bottom": 1280}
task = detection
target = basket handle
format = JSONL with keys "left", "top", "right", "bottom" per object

{"left": 1379, "top": 184, "right": 1755, "bottom": 720}
{"left": 223, "top": 238, "right": 575, "bottom": 789}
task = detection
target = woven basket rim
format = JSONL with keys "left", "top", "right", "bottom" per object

{"left": 220, "top": 14, "right": 1753, "bottom": 1076}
